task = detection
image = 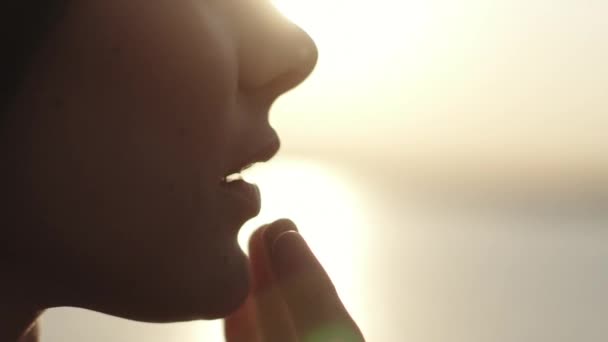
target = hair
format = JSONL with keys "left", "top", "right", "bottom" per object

{"left": 0, "top": 1, "right": 70, "bottom": 119}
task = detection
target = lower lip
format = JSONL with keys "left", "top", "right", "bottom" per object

{"left": 220, "top": 180, "right": 261, "bottom": 219}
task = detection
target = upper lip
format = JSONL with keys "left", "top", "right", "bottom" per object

{"left": 222, "top": 138, "right": 281, "bottom": 181}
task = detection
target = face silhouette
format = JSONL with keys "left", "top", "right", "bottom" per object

{"left": 1, "top": 0, "right": 317, "bottom": 322}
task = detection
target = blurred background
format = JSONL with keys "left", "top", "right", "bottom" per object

{"left": 41, "top": 0, "right": 607, "bottom": 341}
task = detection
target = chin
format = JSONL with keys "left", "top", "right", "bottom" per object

{"left": 156, "top": 271, "right": 251, "bottom": 322}
{"left": 153, "top": 250, "right": 251, "bottom": 322}
{"left": 81, "top": 242, "right": 252, "bottom": 323}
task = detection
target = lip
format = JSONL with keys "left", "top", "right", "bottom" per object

{"left": 220, "top": 179, "right": 261, "bottom": 220}
{"left": 218, "top": 138, "right": 279, "bottom": 222}
{"left": 223, "top": 139, "right": 280, "bottom": 178}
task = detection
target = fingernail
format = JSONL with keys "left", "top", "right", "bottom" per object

{"left": 270, "top": 231, "right": 310, "bottom": 277}
{"left": 263, "top": 219, "right": 298, "bottom": 253}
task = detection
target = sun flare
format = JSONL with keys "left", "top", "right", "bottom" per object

{"left": 238, "top": 158, "right": 367, "bottom": 308}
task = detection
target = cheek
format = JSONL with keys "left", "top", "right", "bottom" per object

{"left": 14, "top": 1, "right": 241, "bottom": 265}
{"left": 64, "top": 0, "right": 240, "bottom": 149}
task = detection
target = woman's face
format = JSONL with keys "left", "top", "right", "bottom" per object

{"left": 2, "top": 0, "right": 317, "bottom": 321}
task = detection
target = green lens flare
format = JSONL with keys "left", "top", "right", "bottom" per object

{"left": 304, "top": 323, "right": 361, "bottom": 342}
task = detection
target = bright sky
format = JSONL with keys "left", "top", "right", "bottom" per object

{"left": 270, "top": 0, "right": 608, "bottom": 168}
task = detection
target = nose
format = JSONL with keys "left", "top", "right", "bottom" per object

{"left": 236, "top": 3, "right": 318, "bottom": 101}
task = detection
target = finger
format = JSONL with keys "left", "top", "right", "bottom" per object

{"left": 224, "top": 285, "right": 260, "bottom": 342}
{"left": 269, "top": 221, "right": 365, "bottom": 342}
{"left": 249, "top": 221, "right": 298, "bottom": 342}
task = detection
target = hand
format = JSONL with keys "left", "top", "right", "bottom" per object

{"left": 224, "top": 219, "right": 365, "bottom": 342}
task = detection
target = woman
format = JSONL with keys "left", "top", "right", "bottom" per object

{"left": 0, "top": 1, "right": 364, "bottom": 341}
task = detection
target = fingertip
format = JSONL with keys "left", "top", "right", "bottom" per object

{"left": 248, "top": 224, "right": 269, "bottom": 252}
{"left": 272, "top": 218, "right": 298, "bottom": 231}
{"left": 263, "top": 218, "right": 298, "bottom": 251}
{"left": 247, "top": 219, "right": 299, "bottom": 272}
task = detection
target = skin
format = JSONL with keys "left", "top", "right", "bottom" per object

{"left": 0, "top": 0, "right": 364, "bottom": 341}
{"left": 224, "top": 220, "right": 365, "bottom": 342}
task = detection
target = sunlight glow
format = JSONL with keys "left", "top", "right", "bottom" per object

{"left": 271, "top": 0, "right": 433, "bottom": 64}
{"left": 270, "top": 0, "right": 608, "bottom": 165}
{"left": 190, "top": 158, "right": 372, "bottom": 341}
{"left": 238, "top": 158, "right": 366, "bottom": 308}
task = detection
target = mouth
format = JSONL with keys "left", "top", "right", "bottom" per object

{"left": 221, "top": 167, "right": 252, "bottom": 185}
{"left": 220, "top": 175, "right": 261, "bottom": 217}
{"left": 219, "top": 139, "right": 280, "bottom": 218}
{"left": 220, "top": 139, "right": 280, "bottom": 184}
